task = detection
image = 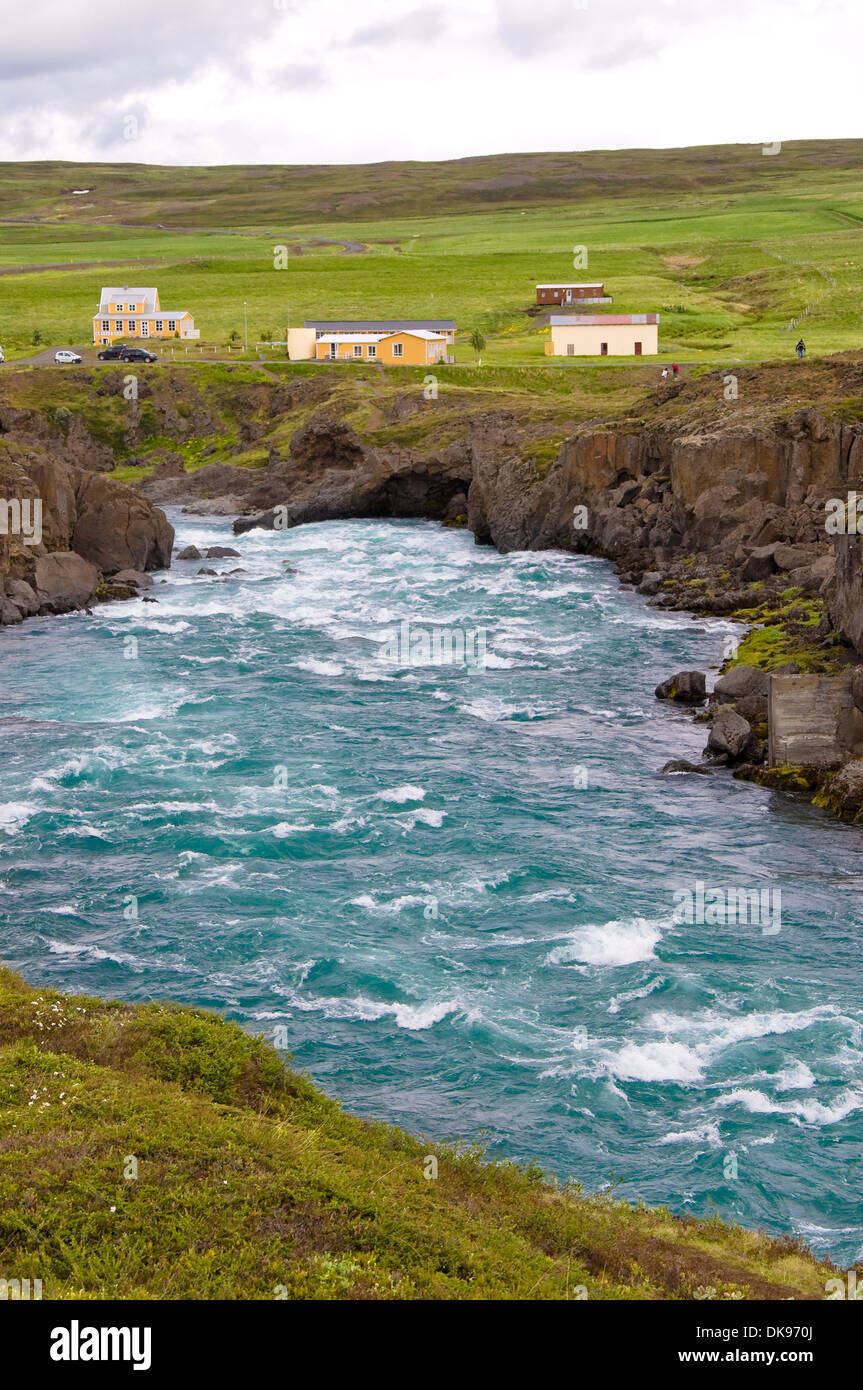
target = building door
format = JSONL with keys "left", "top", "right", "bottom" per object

{"left": 600, "top": 342, "right": 608, "bottom": 355}
{"left": 329, "top": 344, "right": 337, "bottom": 359}
{"left": 634, "top": 341, "right": 642, "bottom": 355}
{"left": 565, "top": 289, "right": 571, "bottom": 304}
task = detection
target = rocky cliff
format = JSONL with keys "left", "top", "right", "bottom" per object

{"left": 141, "top": 396, "right": 860, "bottom": 651}
{"left": 5, "top": 359, "right": 863, "bottom": 803}
{"left": 0, "top": 434, "right": 173, "bottom": 624}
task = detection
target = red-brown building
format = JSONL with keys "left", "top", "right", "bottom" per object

{"left": 535, "top": 283, "right": 610, "bottom": 306}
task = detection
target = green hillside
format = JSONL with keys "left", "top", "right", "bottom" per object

{"left": 1, "top": 140, "right": 862, "bottom": 365}
{"left": 0, "top": 968, "right": 836, "bottom": 1301}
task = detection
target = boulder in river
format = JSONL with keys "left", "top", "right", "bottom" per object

{"left": 0, "top": 598, "right": 24, "bottom": 625}
{"left": 113, "top": 569, "right": 153, "bottom": 589}
{"left": 32, "top": 552, "right": 99, "bottom": 613}
{"left": 707, "top": 706, "right": 754, "bottom": 761}
{"left": 655, "top": 670, "right": 707, "bottom": 704}
{"left": 712, "top": 664, "right": 769, "bottom": 703}
{"left": 4, "top": 579, "right": 39, "bottom": 617}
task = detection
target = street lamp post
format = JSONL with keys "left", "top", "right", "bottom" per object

{"left": 243, "top": 301, "right": 248, "bottom": 355}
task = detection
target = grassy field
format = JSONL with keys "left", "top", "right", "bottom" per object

{"left": 0, "top": 966, "right": 837, "bottom": 1301}
{"left": 1, "top": 141, "right": 862, "bottom": 367}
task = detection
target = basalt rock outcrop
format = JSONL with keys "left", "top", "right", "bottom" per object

{"left": 654, "top": 671, "right": 707, "bottom": 704}
{"left": 152, "top": 405, "right": 859, "bottom": 644}
{"left": 224, "top": 413, "right": 474, "bottom": 533}
{"left": 0, "top": 437, "right": 173, "bottom": 625}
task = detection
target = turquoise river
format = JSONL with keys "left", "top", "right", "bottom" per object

{"left": 1, "top": 514, "right": 861, "bottom": 1264}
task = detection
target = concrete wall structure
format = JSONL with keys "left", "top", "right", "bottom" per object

{"left": 768, "top": 671, "right": 863, "bottom": 768}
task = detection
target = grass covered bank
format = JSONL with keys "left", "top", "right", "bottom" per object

{"left": 0, "top": 967, "right": 836, "bottom": 1301}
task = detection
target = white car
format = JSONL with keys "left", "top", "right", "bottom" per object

{"left": 0, "top": 348, "right": 5, "bottom": 363}
{"left": 54, "top": 349, "right": 82, "bottom": 364}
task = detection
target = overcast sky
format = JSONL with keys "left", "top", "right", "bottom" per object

{"left": 0, "top": 0, "right": 859, "bottom": 165}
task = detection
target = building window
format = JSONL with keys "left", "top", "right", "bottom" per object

{"left": 353, "top": 344, "right": 363, "bottom": 358}
{"left": 168, "top": 320, "right": 176, "bottom": 331}
{"left": 116, "top": 303, "right": 124, "bottom": 311}
{"left": 553, "top": 290, "right": 559, "bottom": 298}
{"left": 155, "top": 320, "right": 163, "bottom": 332}
{"left": 392, "top": 343, "right": 404, "bottom": 358}
{"left": 367, "top": 344, "right": 377, "bottom": 358}
{"left": 115, "top": 320, "right": 123, "bottom": 331}
{"left": 128, "top": 321, "right": 136, "bottom": 332}
{"left": 567, "top": 343, "right": 574, "bottom": 356}
{"left": 102, "top": 320, "right": 109, "bottom": 331}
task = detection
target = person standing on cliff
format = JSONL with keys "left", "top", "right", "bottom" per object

{"left": 796, "top": 339, "right": 806, "bottom": 358}
{"left": 672, "top": 362, "right": 679, "bottom": 378}
{"left": 660, "top": 366, "right": 668, "bottom": 383}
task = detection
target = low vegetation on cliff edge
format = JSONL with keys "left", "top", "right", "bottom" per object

{"left": 0, "top": 967, "right": 836, "bottom": 1301}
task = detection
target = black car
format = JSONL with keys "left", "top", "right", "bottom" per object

{"left": 97, "top": 344, "right": 129, "bottom": 360}
{"left": 121, "top": 348, "right": 158, "bottom": 363}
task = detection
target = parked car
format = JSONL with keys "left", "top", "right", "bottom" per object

{"left": 120, "top": 347, "right": 158, "bottom": 363}
{"left": 97, "top": 344, "right": 129, "bottom": 360}
{"left": 0, "top": 348, "right": 5, "bottom": 363}
{"left": 54, "top": 349, "right": 82, "bottom": 364}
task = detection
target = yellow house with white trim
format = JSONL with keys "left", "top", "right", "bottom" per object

{"left": 313, "top": 329, "right": 447, "bottom": 366}
{"left": 92, "top": 287, "right": 200, "bottom": 345}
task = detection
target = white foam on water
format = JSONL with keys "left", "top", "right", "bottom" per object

{"left": 279, "top": 987, "right": 469, "bottom": 1031}
{"left": 656, "top": 1121, "right": 722, "bottom": 1146}
{"left": 136, "top": 620, "right": 192, "bottom": 634}
{"left": 459, "top": 695, "right": 558, "bottom": 723}
{"left": 773, "top": 1061, "right": 817, "bottom": 1091}
{"left": 294, "top": 658, "right": 344, "bottom": 676}
{"left": 390, "top": 807, "right": 445, "bottom": 830}
{"left": 604, "top": 1040, "right": 705, "bottom": 1084}
{"left": 187, "top": 734, "right": 239, "bottom": 754}
{"left": 522, "top": 888, "right": 579, "bottom": 904}
{"left": 545, "top": 917, "right": 665, "bottom": 968}
{"left": 351, "top": 893, "right": 428, "bottom": 913}
{"left": 270, "top": 821, "right": 311, "bottom": 838}
{"left": 0, "top": 802, "right": 37, "bottom": 834}
{"left": 713, "top": 1086, "right": 863, "bottom": 1125}
{"left": 46, "top": 940, "right": 142, "bottom": 969}
{"left": 643, "top": 1005, "right": 851, "bottom": 1062}
{"left": 481, "top": 652, "right": 524, "bottom": 669}
{"left": 608, "top": 977, "right": 666, "bottom": 1014}
{"left": 375, "top": 785, "right": 426, "bottom": 804}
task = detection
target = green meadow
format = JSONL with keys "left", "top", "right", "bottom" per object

{"left": 0, "top": 141, "right": 862, "bottom": 366}
{"left": 0, "top": 967, "right": 836, "bottom": 1300}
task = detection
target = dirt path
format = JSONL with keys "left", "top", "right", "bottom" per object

{"left": 0, "top": 258, "right": 150, "bottom": 278}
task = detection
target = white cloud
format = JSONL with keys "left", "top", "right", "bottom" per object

{"left": 0, "top": 0, "right": 858, "bottom": 164}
